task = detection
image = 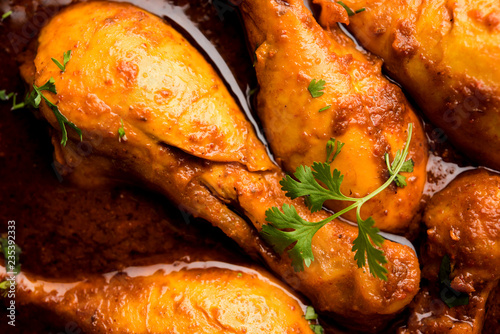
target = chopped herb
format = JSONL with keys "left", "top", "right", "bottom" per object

{"left": 305, "top": 306, "right": 318, "bottom": 320}
{"left": 1, "top": 11, "right": 12, "bottom": 21}
{"left": 318, "top": 105, "right": 331, "bottom": 113}
{"left": 118, "top": 119, "right": 126, "bottom": 141}
{"left": 308, "top": 79, "right": 326, "bottom": 98}
{"left": 51, "top": 50, "right": 72, "bottom": 72}
{"left": 326, "top": 138, "right": 344, "bottom": 163}
{"left": 237, "top": 272, "right": 243, "bottom": 277}
{"left": 304, "top": 306, "right": 324, "bottom": 334}
{"left": 0, "top": 90, "right": 14, "bottom": 101}
{"left": 337, "top": 1, "right": 365, "bottom": 16}
{"left": 439, "top": 255, "right": 469, "bottom": 308}
{"left": 385, "top": 148, "right": 414, "bottom": 187}
{"left": 261, "top": 124, "right": 414, "bottom": 279}
{"left": 25, "top": 77, "right": 82, "bottom": 146}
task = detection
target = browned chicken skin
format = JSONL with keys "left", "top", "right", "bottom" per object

{"left": 21, "top": 1, "right": 420, "bottom": 330}
{"left": 318, "top": 0, "right": 500, "bottom": 170}
{"left": 1, "top": 263, "right": 315, "bottom": 333}
{"left": 401, "top": 169, "right": 500, "bottom": 333}
{"left": 240, "top": 0, "right": 428, "bottom": 234}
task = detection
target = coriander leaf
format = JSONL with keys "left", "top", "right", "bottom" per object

{"left": 326, "top": 138, "right": 344, "bottom": 163}
{"left": 25, "top": 78, "right": 82, "bottom": 146}
{"left": 305, "top": 306, "right": 318, "bottom": 320}
{"left": 261, "top": 205, "right": 325, "bottom": 271}
{"left": 51, "top": 50, "right": 72, "bottom": 72}
{"left": 0, "top": 237, "right": 21, "bottom": 275}
{"left": 308, "top": 79, "right": 326, "bottom": 98}
{"left": 280, "top": 163, "right": 350, "bottom": 213}
{"left": 118, "top": 119, "right": 126, "bottom": 140}
{"left": 264, "top": 125, "right": 413, "bottom": 280}
{"left": 318, "top": 105, "right": 331, "bottom": 113}
{"left": 337, "top": 1, "right": 365, "bottom": 16}
{"left": 1, "top": 11, "right": 12, "bottom": 21}
{"left": 385, "top": 149, "right": 414, "bottom": 188}
{"left": 352, "top": 214, "right": 388, "bottom": 280}
{"left": 439, "top": 255, "right": 469, "bottom": 308}
{"left": 310, "top": 325, "right": 324, "bottom": 334}
{"left": 0, "top": 90, "right": 13, "bottom": 101}
{"left": 37, "top": 77, "right": 57, "bottom": 94}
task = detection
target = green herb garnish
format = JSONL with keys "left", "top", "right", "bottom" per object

{"left": 385, "top": 149, "right": 414, "bottom": 187}
{"left": 0, "top": 90, "right": 14, "bottom": 101}
{"left": 337, "top": 1, "right": 365, "bottom": 16}
{"left": 305, "top": 306, "right": 324, "bottom": 334}
{"left": 439, "top": 255, "right": 469, "bottom": 308}
{"left": 261, "top": 124, "right": 414, "bottom": 280}
{"left": 25, "top": 77, "right": 82, "bottom": 146}
{"left": 51, "top": 50, "right": 72, "bottom": 72}
{"left": 118, "top": 119, "right": 126, "bottom": 141}
{"left": 1, "top": 11, "right": 12, "bottom": 21}
{"left": 308, "top": 79, "right": 326, "bottom": 98}
{"left": 326, "top": 138, "right": 344, "bottom": 163}
{"left": 318, "top": 105, "right": 331, "bottom": 113}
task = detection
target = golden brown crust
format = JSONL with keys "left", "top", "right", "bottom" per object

{"left": 328, "top": 0, "right": 500, "bottom": 170}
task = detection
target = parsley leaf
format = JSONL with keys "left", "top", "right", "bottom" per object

{"left": 1, "top": 11, "right": 12, "bottom": 21}
{"left": 318, "top": 105, "right": 331, "bottom": 113}
{"left": 337, "top": 1, "right": 365, "bottom": 16}
{"left": 326, "top": 138, "right": 344, "bottom": 163}
{"left": 439, "top": 255, "right": 469, "bottom": 308}
{"left": 352, "top": 214, "right": 388, "bottom": 279}
{"left": 51, "top": 50, "right": 72, "bottom": 72}
{"left": 261, "top": 124, "right": 414, "bottom": 280}
{"left": 385, "top": 148, "right": 414, "bottom": 187}
{"left": 305, "top": 306, "right": 324, "bottom": 334}
{"left": 25, "top": 77, "right": 82, "bottom": 146}
{"left": 261, "top": 205, "right": 324, "bottom": 271}
{"left": 118, "top": 119, "right": 126, "bottom": 141}
{"left": 308, "top": 79, "right": 326, "bottom": 98}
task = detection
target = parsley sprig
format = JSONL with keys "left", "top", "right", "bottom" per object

{"left": 51, "top": 50, "right": 72, "bottom": 72}
{"left": 261, "top": 124, "right": 414, "bottom": 280}
{"left": 385, "top": 150, "right": 414, "bottom": 187}
{"left": 24, "top": 77, "right": 82, "bottom": 146}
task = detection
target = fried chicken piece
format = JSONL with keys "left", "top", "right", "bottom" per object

{"left": 239, "top": 0, "right": 428, "bottom": 234}
{"left": 316, "top": 0, "right": 500, "bottom": 170}
{"left": 401, "top": 169, "right": 500, "bottom": 333}
{"left": 0, "top": 263, "right": 314, "bottom": 333}
{"left": 23, "top": 2, "right": 420, "bottom": 330}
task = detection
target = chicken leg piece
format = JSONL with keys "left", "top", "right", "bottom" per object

{"left": 239, "top": 0, "right": 428, "bottom": 234}
{"left": 401, "top": 169, "right": 500, "bottom": 333}
{"left": 1, "top": 263, "right": 315, "bottom": 333}
{"left": 317, "top": 0, "right": 500, "bottom": 170}
{"left": 25, "top": 2, "right": 420, "bottom": 330}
